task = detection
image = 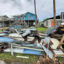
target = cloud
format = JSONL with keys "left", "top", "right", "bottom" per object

{"left": 0, "top": 0, "right": 64, "bottom": 21}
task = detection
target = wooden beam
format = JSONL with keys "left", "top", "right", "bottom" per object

{"left": 11, "top": 43, "right": 14, "bottom": 56}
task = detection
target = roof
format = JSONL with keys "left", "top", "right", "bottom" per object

{"left": 13, "top": 12, "right": 35, "bottom": 17}
{"left": 49, "top": 15, "right": 60, "bottom": 19}
{"left": 43, "top": 15, "right": 60, "bottom": 22}
{"left": 25, "top": 12, "right": 35, "bottom": 16}
{"left": 0, "top": 16, "right": 12, "bottom": 22}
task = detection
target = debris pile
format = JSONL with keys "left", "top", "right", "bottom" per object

{"left": 48, "top": 25, "right": 64, "bottom": 41}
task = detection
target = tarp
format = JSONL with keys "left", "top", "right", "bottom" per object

{"left": 0, "top": 37, "right": 15, "bottom": 43}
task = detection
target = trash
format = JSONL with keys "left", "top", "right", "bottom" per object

{"left": 0, "top": 60, "right": 6, "bottom": 64}
{"left": 16, "top": 56, "right": 29, "bottom": 59}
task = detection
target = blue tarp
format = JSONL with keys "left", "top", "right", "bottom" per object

{"left": 0, "top": 37, "right": 15, "bottom": 43}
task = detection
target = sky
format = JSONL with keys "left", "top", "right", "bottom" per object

{"left": 0, "top": 0, "right": 64, "bottom": 21}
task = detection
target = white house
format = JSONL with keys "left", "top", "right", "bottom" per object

{"left": 43, "top": 19, "right": 63, "bottom": 27}
{"left": 43, "top": 12, "right": 64, "bottom": 27}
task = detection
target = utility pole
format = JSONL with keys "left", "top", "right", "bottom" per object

{"left": 34, "top": 0, "right": 37, "bottom": 27}
{"left": 53, "top": 0, "right": 56, "bottom": 26}
{"left": 23, "top": 14, "right": 25, "bottom": 28}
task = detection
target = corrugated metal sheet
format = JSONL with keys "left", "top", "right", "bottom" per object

{"left": 0, "top": 37, "right": 15, "bottom": 43}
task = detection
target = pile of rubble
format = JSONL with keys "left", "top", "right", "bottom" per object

{"left": 48, "top": 24, "right": 64, "bottom": 41}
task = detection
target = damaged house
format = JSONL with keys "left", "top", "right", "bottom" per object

{"left": 43, "top": 12, "right": 64, "bottom": 27}
{"left": 0, "top": 15, "right": 14, "bottom": 28}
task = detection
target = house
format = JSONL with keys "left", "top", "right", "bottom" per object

{"left": 0, "top": 15, "right": 14, "bottom": 27}
{"left": 13, "top": 12, "right": 38, "bottom": 27}
{"left": 43, "top": 12, "right": 64, "bottom": 27}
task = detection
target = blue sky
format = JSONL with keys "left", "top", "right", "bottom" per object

{"left": 0, "top": 0, "right": 64, "bottom": 21}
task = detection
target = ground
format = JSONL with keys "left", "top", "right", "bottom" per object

{"left": 0, "top": 53, "right": 64, "bottom": 64}
{"left": 0, "top": 53, "right": 38, "bottom": 64}
{"left": 58, "top": 57, "right": 64, "bottom": 63}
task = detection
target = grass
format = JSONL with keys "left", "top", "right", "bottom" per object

{"left": 36, "top": 27, "right": 47, "bottom": 33}
{"left": 0, "top": 30, "right": 3, "bottom": 32}
{"left": 0, "top": 53, "right": 64, "bottom": 64}
{"left": 0, "top": 53, "right": 38, "bottom": 64}
{"left": 58, "top": 57, "right": 64, "bottom": 63}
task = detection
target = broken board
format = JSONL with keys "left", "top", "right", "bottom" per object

{"left": 51, "top": 38, "right": 60, "bottom": 49}
{"left": 42, "top": 45, "right": 53, "bottom": 59}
